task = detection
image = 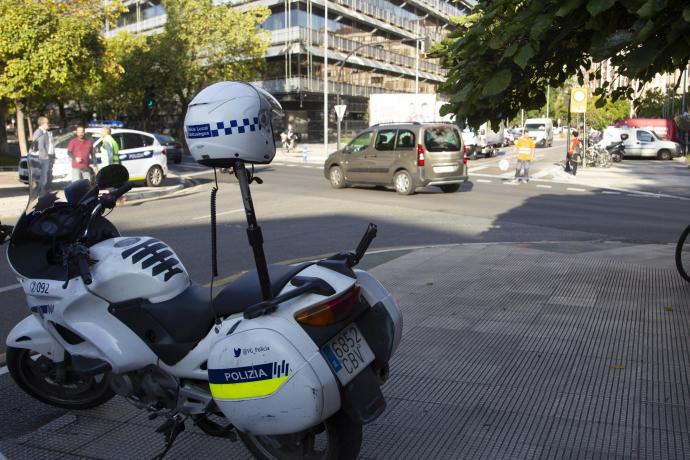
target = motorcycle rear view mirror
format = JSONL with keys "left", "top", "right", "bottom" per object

{"left": 96, "top": 164, "right": 129, "bottom": 189}
{"left": 620, "top": 133, "right": 629, "bottom": 141}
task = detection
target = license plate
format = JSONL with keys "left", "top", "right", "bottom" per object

{"left": 433, "top": 165, "right": 458, "bottom": 174}
{"left": 322, "top": 324, "right": 375, "bottom": 386}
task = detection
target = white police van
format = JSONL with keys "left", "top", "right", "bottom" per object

{"left": 19, "top": 128, "right": 168, "bottom": 187}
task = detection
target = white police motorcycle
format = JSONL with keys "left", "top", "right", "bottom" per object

{"left": 3, "top": 82, "right": 402, "bottom": 459}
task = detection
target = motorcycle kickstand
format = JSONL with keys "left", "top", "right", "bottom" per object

{"left": 151, "top": 412, "right": 186, "bottom": 460}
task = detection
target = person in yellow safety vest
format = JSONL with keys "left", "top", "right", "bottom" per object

{"left": 99, "top": 127, "right": 120, "bottom": 166}
{"left": 514, "top": 131, "right": 536, "bottom": 182}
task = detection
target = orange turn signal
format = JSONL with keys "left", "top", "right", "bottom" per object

{"left": 295, "top": 286, "right": 361, "bottom": 327}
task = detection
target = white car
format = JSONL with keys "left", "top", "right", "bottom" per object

{"left": 19, "top": 128, "right": 169, "bottom": 187}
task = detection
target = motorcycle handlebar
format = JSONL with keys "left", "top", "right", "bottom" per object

{"left": 77, "top": 253, "right": 92, "bottom": 285}
{"left": 101, "top": 182, "right": 133, "bottom": 209}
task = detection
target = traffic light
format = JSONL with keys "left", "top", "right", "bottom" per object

{"left": 144, "top": 85, "right": 156, "bottom": 110}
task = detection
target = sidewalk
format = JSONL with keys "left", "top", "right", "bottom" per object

{"left": 273, "top": 142, "right": 336, "bottom": 165}
{"left": 1, "top": 240, "right": 689, "bottom": 459}
{"left": 0, "top": 171, "right": 192, "bottom": 221}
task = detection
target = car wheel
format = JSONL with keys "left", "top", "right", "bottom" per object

{"left": 394, "top": 170, "right": 414, "bottom": 195}
{"left": 657, "top": 149, "right": 672, "bottom": 161}
{"left": 440, "top": 184, "right": 460, "bottom": 193}
{"left": 146, "top": 165, "right": 164, "bottom": 187}
{"left": 329, "top": 166, "right": 346, "bottom": 189}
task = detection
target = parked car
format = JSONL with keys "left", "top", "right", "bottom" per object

{"left": 19, "top": 128, "right": 169, "bottom": 187}
{"left": 504, "top": 128, "right": 517, "bottom": 145}
{"left": 324, "top": 122, "right": 468, "bottom": 195}
{"left": 154, "top": 133, "right": 184, "bottom": 164}
{"left": 621, "top": 128, "right": 681, "bottom": 160}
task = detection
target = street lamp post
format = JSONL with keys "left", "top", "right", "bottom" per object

{"left": 323, "top": 0, "right": 328, "bottom": 156}
{"left": 415, "top": 39, "right": 420, "bottom": 94}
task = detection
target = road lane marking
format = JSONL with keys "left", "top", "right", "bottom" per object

{"left": 536, "top": 185, "right": 552, "bottom": 189}
{"left": 567, "top": 188, "right": 587, "bottom": 192}
{"left": 476, "top": 179, "right": 492, "bottom": 183}
{"left": 0, "top": 284, "right": 21, "bottom": 294}
{"left": 602, "top": 191, "right": 621, "bottom": 195}
{"left": 468, "top": 165, "right": 490, "bottom": 172}
{"left": 192, "top": 208, "right": 244, "bottom": 220}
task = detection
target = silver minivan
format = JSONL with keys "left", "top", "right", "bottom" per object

{"left": 324, "top": 123, "right": 468, "bottom": 195}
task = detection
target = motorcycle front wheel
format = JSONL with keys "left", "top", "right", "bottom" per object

{"left": 7, "top": 346, "right": 114, "bottom": 410}
{"left": 239, "top": 410, "right": 362, "bottom": 460}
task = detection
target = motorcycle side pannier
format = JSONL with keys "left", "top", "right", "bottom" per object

{"left": 207, "top": 328, "right": 337, "bottom": 435}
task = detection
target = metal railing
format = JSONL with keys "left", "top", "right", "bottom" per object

{"left": 332, "top": 0, "right": 419, "bottom": 34}
{"left": 254, "top": 77, "right": 418, "bottom": 98}
{"left": 105, "top": 14, "right": 167, "bottom": 37}
{"left": 271, "top": 27, "right": 444, "bottom": 75}
{"left": 410, "top": 0, "right": 468, "bottom": 19}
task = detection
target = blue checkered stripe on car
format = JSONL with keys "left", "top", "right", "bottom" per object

{"left": 186, "top": 117, "right": 261, "bottom": 139}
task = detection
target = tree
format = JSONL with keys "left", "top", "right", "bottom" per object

{"left": 431, "top": 0, "right": 690, "bottom": 128}
{"left": 154, "top": 0, "right": 271, "bottom": 136}
{"left": 0, "top": 0, "right": 122, "bottom": 154}
{"left": 85, "top": 32, "right": 154, "bottom": 124}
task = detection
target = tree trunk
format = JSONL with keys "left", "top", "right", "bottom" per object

{"left": 15, "top": 100, "right": 27, "bottom": 156}
{"left": 26, "top": 114, "right": 33, "bottom": 140}
{"left": 58, "top": 100, "right": 67, "bottom": 127}
{"left": 0, "top": 99, "right": 7, "bottom": 154}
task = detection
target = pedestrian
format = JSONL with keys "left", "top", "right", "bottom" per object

{"left": 31, "top": 116, "right": 54, "bottom": 195}
{"left": 99, "top": 127, "right": 120, "bottom": 166}
{"left": 566, "top": 131, "right": 582, "bottom": 175}
{"left": 67, "top": 126, "right": 96, "bottom": 183}
{"left": 514, "top": 131, "right": 535, "bottom": 182}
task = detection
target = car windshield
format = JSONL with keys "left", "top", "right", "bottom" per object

{"left": 54, "top": 132, "right": 96, "bottom": 149}
{"left": 525, "top": 124, "right": 546, "bottom": 131}
{"left": 424, "top": 126, "right": 461, "bottom": 152}
{"left": 154, "top": 133, "right": 175, "bottom": 144}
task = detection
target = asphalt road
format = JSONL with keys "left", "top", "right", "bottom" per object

{"left": 0, "top": 141, "right": 688, "bottom": 354}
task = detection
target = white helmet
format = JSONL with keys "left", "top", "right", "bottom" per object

{"left": 184, "top": 81, "right": 283, "bottom": 166}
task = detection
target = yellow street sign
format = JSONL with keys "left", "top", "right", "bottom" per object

{"left": 570, "top": 87, "right": 587, "bottom": 113}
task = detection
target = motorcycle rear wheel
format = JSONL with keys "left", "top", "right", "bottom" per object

{"left": 676, "top": 224, "right": 690, "bottom": 283}
{"left": 239, "top": 410, "right": 362, "bottom": 460}
{"left": 7, "top": 346, "right": 114, "bottom": 410}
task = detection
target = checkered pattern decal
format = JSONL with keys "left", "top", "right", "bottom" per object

{"left": 187, "top": 117, "right": 261, "bottom": 139}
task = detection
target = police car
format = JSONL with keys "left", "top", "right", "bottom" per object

{"left": 19, "top": 128, "right": 169, "bottom": 187}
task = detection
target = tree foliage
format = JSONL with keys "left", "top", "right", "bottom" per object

{"left": 0, "top": 0, "right": 122, "bottom": 152}
{"left": 431, "top": 0, "right": 690, "bottom": 128}
{"left": 155, "top": 0, "right": 270, "bottom": 111}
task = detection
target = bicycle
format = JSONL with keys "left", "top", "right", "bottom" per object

{"left": 676, "top": 224, "right": 690, "bottom": 282}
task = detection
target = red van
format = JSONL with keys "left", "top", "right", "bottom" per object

{"left": 614, "top": 118, "right": 677, "bottom": 141}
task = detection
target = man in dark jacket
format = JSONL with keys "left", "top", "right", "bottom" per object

{"left": 32, "top": 116, "right": 53, "bottom": 194}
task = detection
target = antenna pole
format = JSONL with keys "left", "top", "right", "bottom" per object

{"left": 234, "top": 161, "right": 271, "bottom": 300}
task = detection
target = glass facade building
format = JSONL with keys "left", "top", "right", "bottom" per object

{"left": 105, "top": 0, "right": 471, "bottom": 141}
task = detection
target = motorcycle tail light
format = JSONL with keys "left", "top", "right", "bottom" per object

{"left": 295, "top": 285, "right": 360, "bottom": 327}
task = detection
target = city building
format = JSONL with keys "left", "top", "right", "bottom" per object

{"left": 105, "top": 0, "right": 473, "bottom": 141}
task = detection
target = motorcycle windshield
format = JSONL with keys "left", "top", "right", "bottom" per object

{"left": 24, "top": 130, "right": 95, "bottom": 214}
{"left": 10, "top": 133, "right": 96, "bottom": 280}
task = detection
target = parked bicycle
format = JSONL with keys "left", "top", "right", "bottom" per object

{"left": 676, "top": 224, "right": 690, "bottom": 282}
{"left": 581, "top": 144, "right": 612, "bottom": 168}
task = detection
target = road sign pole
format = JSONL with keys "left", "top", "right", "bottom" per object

{"left": 334, "top": 104, "right": 346, "bottom": 151}
{"left": 337, "top": 119, "right": 341, "bottom": 151}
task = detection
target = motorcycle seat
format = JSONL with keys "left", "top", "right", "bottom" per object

{"left": 213, "top": 263, "right": 311, "bottom": 317}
